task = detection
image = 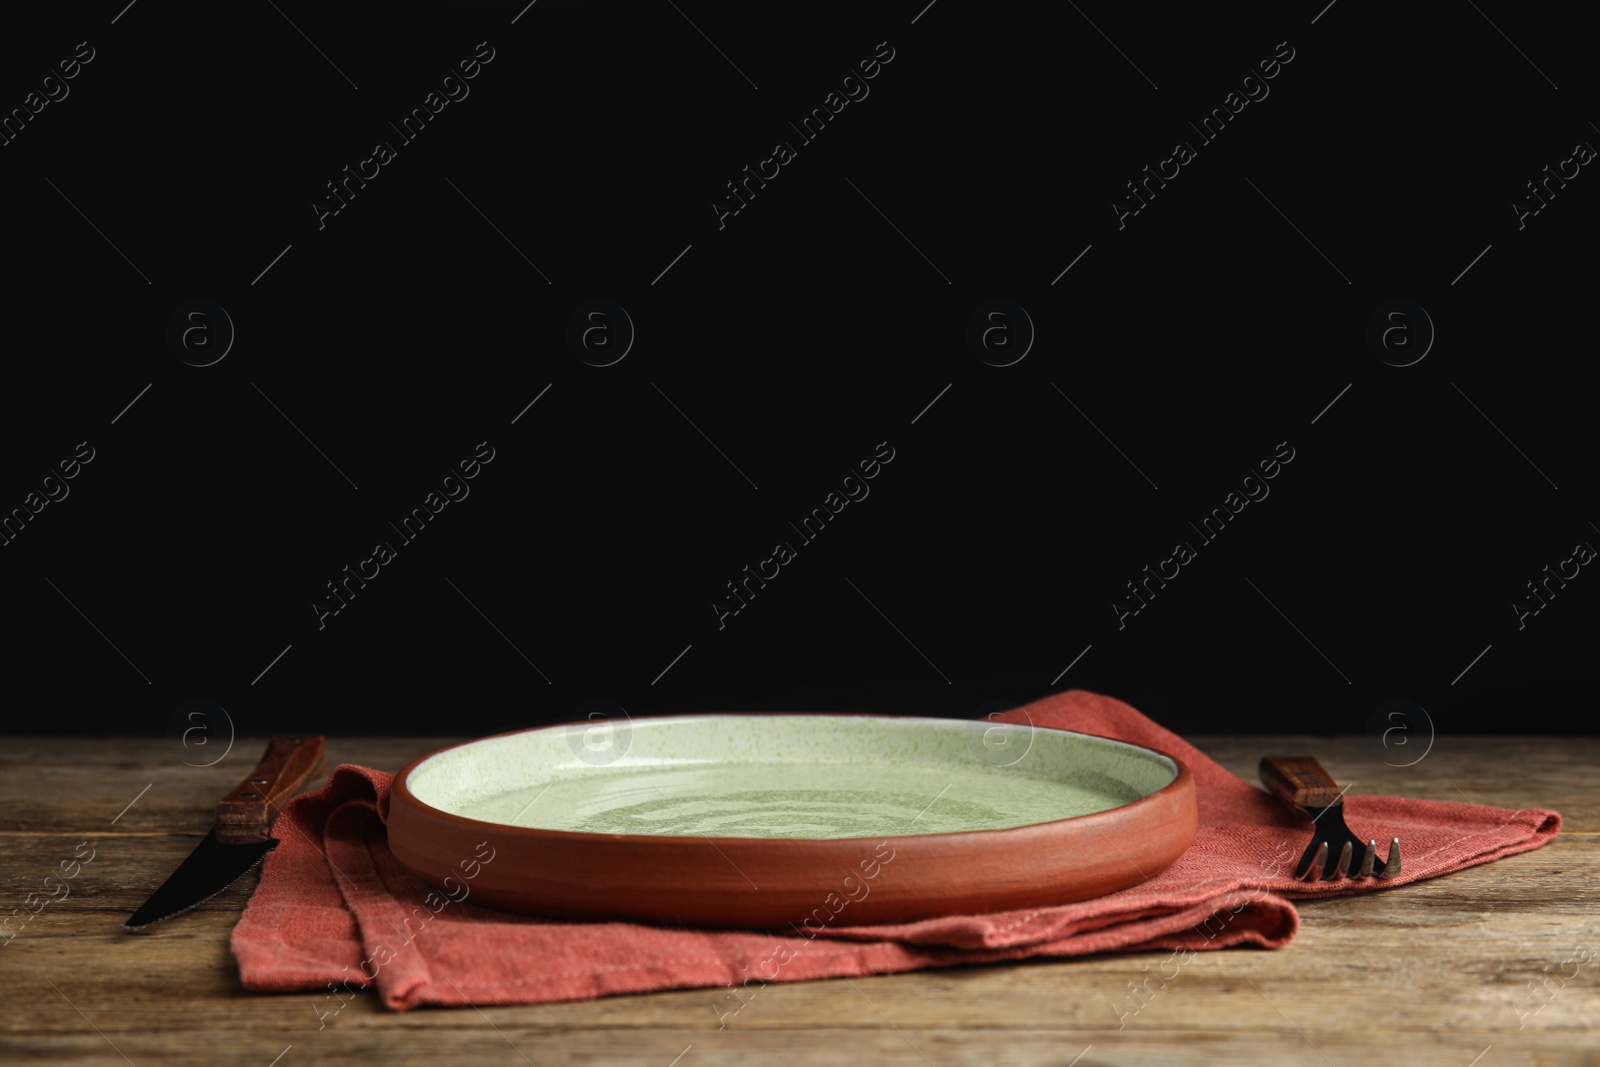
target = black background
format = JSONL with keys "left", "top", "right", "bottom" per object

{"left": 2, "top": 0, "right": 1595, "bottom": 751}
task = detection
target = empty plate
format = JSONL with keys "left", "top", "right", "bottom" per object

{"left": 388, "top": 713, "right": 1196, "bottom": 927}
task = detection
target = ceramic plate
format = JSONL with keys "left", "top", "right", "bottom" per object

{"left": 389, "top": 713, "right": 1196, "bottom": 927}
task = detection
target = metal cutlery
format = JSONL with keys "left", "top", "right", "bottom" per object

{"left": 125, "top": 735, "right": 326, "bottom": 931}
{"left": 1259, "top": 755, "right": 1400, "bottom": 881}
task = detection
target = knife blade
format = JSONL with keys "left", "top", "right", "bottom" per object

{"left": 125, "top": 735, "right": 326, "bottom": 932}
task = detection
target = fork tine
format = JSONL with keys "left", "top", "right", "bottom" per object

{"left": 1301, "top": 841, "right": 1328, "bottom": 881}
{"left": 1358, "top": 840, "right": 1376, "bottom": 877}
{"left": 1377, "top": 837, "right": 1401, "bottom": 878}
{"left": 1334, "top": 841, "right": 1353, "bottom": 878}
{"left": 1293, "top": 839, "right": 1321, "bottom": 879}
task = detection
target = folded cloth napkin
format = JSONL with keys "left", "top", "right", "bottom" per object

{"left": 231, "top": 689, "right": 1560, "bottom": 1012}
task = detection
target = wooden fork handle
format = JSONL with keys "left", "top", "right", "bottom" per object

{"left": 215, "top": 736, "right": 327, "bottom": 845}
{"left": 1259, "top": 755, "right": 1343, "bottom": 813}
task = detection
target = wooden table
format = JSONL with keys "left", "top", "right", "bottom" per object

{"left": 3, "top": 736, "right": 1595, "bottom": 1066}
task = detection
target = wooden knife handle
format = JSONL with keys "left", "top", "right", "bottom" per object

{"left": 1258, "top": 755, "right": 1344, "bottom": 813}
{"left": 215, "top": 736, "right": 326, "bottom": 845}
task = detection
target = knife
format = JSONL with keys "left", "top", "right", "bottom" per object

{"left": 125, "top": 735, "right": 326, "bottom": 932}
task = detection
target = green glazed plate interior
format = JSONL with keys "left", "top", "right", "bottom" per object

{"left": 404, "top": 714, "right": 1181, "bottom": 840}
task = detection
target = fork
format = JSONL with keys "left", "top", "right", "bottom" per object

{"left": 1259, "top": 755, "right": 1401, "bottom": 881}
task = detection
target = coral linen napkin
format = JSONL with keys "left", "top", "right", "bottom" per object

{"left": 231, "top": 689, "right": 1560, "bottom": 1013}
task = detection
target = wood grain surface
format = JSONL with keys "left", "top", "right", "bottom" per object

{"left": 1, "top": 736, "right": 1595, "bottom": 1067}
